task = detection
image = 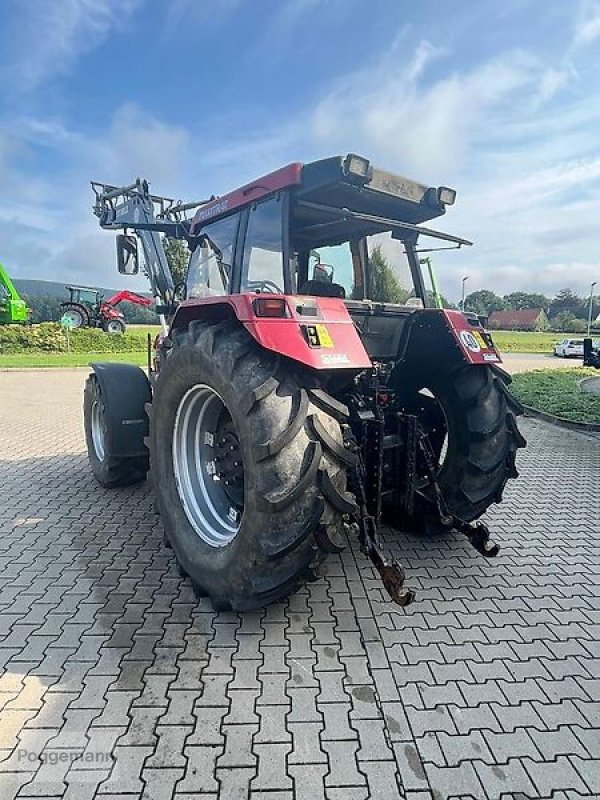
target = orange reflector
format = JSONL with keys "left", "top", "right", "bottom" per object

{"left": 253, "top": 297, "right": 288, "bottom": 317}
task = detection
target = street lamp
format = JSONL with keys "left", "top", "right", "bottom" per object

{"left": 461, "top": 276, "right": 469, "bottom": 312}
{"left": 587, "top": 281, "right": 597, "bottom": 337}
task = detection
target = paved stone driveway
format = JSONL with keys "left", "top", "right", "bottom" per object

{"left": 1, "top": 369, "right": 599, "bottom": 800}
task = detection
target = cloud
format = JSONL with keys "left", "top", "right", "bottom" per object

{"left": 0, "top": 103, "right": 191, "bottom": 288}
{"left": 1, "top": 0, "right": 141, "bottom": 94}
{"left": 572, "top": 0, "right": 600, "bottom": 48}
{"left": 312, "top": 39, "right": 542, "bottom": 178}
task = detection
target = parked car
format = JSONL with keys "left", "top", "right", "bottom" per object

{"left": 553, "top": 339, "right": 584, "bottom": 358}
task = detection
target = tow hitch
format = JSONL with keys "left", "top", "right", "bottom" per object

{"left": 352, "top": 450, "right": 416, "bottom": 607}
{"left": 346, "top": 396, "right": 500, "bottom": 607}
{"left": 416, "top": 425, "right": 500, "bottom": 558}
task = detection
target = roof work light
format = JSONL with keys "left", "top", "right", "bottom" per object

{"left": 343, "top": 153, "right": 372, "bottom": 181}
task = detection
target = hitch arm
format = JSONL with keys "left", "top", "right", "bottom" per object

{"left": 357, "top": 509, "right": 416, "bottom": 606}
{"left": 348, "top": 432, "right": 415, "bottom": 607}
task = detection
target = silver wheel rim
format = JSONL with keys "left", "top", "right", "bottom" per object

{"left": 64, "top": 309, "right": 84, "bottom": 328}
{"left": 91, "top": 400, "right": 106, "bottom": 461}
{"left": 106, "top": 321, "right": 122, "bottom": 334}
{"left": 416, "top": 387, "right": 449, "bottom": 474}
{"left": 172, "top": 384, "right": 243, "bottom": 548}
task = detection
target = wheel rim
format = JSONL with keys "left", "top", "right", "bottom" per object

{"left": 63, "top": 309, "right": 84, "bottom": 328}
{"left": 172, "top": 384, "right": 243, "bottom": 547}
{"left": 417, "top": 388, "right": 449, "bottom": 473}
{"left": 91, "top": 400, "right": 106, "bottom": 461}
{"left": 106, "top": 321, "right": 122, "bottom": 334}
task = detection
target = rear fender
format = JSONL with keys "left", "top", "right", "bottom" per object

{"left": 89, "top": 362, "right": 151, "bottom": 457}
{"left": 170, "top": 294, "right": 371, "bottom": 371}
{"left": 400, "top": 309, "right": 502, "bottom": 368}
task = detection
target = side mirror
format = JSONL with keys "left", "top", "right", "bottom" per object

{"left": 116, "top": 234, "right": 139, "bottom": 275}
{"left": 173, "top": 282, "right": 187, "bottom": 302}
{"left": 312, "top": 262, "right": 334, "bottom": 284}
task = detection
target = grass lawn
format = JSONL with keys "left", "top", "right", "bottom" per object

{"left": 491, "top": 330, "right": 563, "bottom": 354}
{"left": 127, "top": 324, "right": 161, "bottom": 337}
{"left": 0, "top": 352, "right": 146, "bottom": 368}
{"left": 510, "top": 367, "right": 600, "bottom": 423}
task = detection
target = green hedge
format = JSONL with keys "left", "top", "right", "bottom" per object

{"left": 0, "top": 323, "right": 148, "bottom": 354}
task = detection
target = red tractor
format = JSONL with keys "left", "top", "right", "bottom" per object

{"left": 85, "top": 156, "right": 525, "bottom": 610}
{"left": 60, "top": 286, "right": 152, "bottom": 333}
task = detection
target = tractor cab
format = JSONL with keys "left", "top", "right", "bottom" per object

{"left": 66, "top": 286, "right": 102, "bottom": 312}
{"left": 183, "top": 155, "right": 477, "bottom": 364}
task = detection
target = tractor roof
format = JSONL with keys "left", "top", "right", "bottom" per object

{"left": 190, "top": 154, "right": 456, "bottom": 234}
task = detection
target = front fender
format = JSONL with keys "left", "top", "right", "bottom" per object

{"left": 89, "top": 362, "right": 151, "bottom": 457}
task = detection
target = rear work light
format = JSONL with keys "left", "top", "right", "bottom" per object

{"left": 343, "top": 153, "right": 372, "bottom": 180}
{"left": 437, "top": 186, "right": 456, "bottom": 205}
{"left": 253, "top": 297, "right": 288, "bottom": 317}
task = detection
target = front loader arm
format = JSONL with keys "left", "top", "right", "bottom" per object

{"left": 104, "top": 290, "right": 153, "bottom": 308}
{"left": 91, "top": 179, "right": 177, "bottom": 304}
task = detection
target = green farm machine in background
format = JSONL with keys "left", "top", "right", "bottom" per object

{"left": 0, "top": 263, "right": 28, "bottom": 324}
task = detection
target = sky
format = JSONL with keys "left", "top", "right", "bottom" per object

{"left": 1, "top": 0, "right": 599, "bottom": 301}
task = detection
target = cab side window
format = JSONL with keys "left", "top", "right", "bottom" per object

{"left": 187, "top": 213, "right": 239, "bottom": 298}
{"left": 242, "top": 196, "right": 284, "bottom": 293}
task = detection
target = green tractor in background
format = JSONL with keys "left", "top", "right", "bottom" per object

{"left": 0, "top": 263, "right": 29, "bottom": 325}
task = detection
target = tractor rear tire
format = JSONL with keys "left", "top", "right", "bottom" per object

{"left": 149, "top": 320, "right": 354, "bottom": 611}
{"left": 84, "top": 374, "right": 149, "bottom": 488}
{"left": 394, "top": 364, "right": 526, "bottom": 523}
{"left": 61, "top": 303, "right": 89, "bottom": 329}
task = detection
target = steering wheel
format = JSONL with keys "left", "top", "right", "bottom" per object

{"left": 247, "top": 279, "right": 282, "bottom": 294}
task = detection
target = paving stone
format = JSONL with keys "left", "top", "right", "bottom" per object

{"left": 528, "top": 726, "right": 589, "bottom": 759}
{"left": 322, "top": 740, "right": 366, "bottom": 788}
{"left": 288, "top": 721, "right": 327, "bottom": 764}
{"left": 474, "top": 759, "right": 538, "bottom": 800}
{"left": 251, "top": 743, "right": 293, "bottom": 791}
{"left": 524, "top": 755, "right": 589, "bottom": 796}
{"left": 360, "top": 759, "right": 402, "bottom": 799}
{"left": 288, "top": 762, "right": 328, "bottom": 800}
{"left": 288, "top": 687, "right": 321, "bottom": 723}
{"left": 97, "top": 745, "right": 153, "bottom": 794}
{"left": 213, "top": 767, "right": 255, "bottom": 799}
{"left": 425, "top": 761, "right": 484, "bottom": 798}
{"left": 176, "top": 745, "right": 221, "bottom": 793}
{"left": 320, "top": 702, "right": 358, "bottom": 741}
{"left": 393, "top": 742, "right": 429, "bottom": 790}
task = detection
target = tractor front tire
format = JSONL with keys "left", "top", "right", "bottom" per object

{"left": 103, "top": 318, "right": 126, "bottom": 334}
{"left": 83, "top": 374, "right": 149, "bottom": 488}
{"left": 149, "top": 320, "right": 354, "bottom": 611}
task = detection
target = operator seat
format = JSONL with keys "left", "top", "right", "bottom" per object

{"left": 299, "top": 280, "right": 346, "bottom": 299}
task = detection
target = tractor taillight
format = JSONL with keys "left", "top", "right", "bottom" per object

{"left": 253, "top": 297, "right": 288, "bottom": 318}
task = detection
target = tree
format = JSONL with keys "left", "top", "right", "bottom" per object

{"left": 425, "top": 290, "right": 456, "bottom": 309}
{"left": 119, "top": 301, "right": 158, "bottom": 325}
{"left": 21, "top": 293, "right": 62, "bottom": 323}
{"left": 464, "top": 289, "right": 506, "bottom": 316}
{"left": 549, "top": 288, "right": 584, "bottom": 319}
{"left": 503, "top": 291, "right": 550, "bottom": 311}
{"left": 368, "top": 245, "right": 410, "bottom": 304}
{"left": 552, "top": 311, "right": 576, "bottom": 332}
{"left": 569, "top": 318, "right": 588, "bottom": 333}
{"left": 163, "top": 237, "right": 190, "bottom": 287}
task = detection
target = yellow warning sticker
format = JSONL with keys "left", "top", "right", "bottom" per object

{"left": 473, "top": 331, "right": 488, "bottom": 350}
{"left": 315, "top": 324, "right": 334, "bottom": 348}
